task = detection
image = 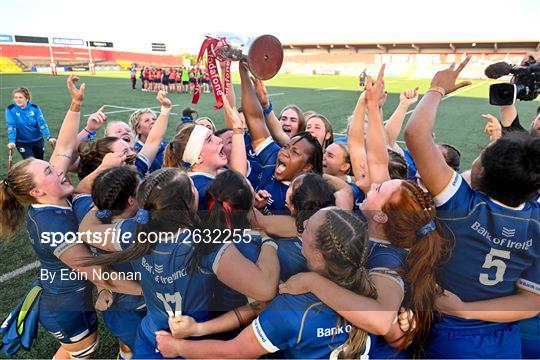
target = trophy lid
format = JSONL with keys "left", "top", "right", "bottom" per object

{"left": 246, "top": 35, "right": 284, "bottom": 80}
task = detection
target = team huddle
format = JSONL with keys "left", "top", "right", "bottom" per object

{"left": 1, "top": 56, "right": 539, "bottom": 359}
{"left": 136, "top": 66, "right": 211, "bottom": 94}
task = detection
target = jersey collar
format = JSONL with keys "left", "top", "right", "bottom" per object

{"left": 489, "top": 197, "right": 525, "bottom": 211}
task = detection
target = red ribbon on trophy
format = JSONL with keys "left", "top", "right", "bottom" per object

{"left": 192, "top": 34, "right": 284, "bottom": 110}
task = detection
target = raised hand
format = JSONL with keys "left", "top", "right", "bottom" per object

{"left": 400, "top": 87, "right": 419, "bottom": 106}
{"left": 156, "top": 90, "right": 172, "bottom": 109}
{"left": 86, "top": 106, "right": 108, "bottom": 132}
{"left": 430, "top": 56, "right": 472, "bottom": 95}
{"left": 482, "top": 114, "right": 502, "bottom": 141}
{"left": 365, "top": 64, "right": 386, "bottom": 107}
{"left": 67, "top": 75, "right": 85, "bottom": 104}
{"left": 222, "top": 96, "right": 242, "bottom": 130}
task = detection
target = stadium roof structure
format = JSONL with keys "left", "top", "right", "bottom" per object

{"left": 283, "top": 41, "right": 540, "bottom": 53}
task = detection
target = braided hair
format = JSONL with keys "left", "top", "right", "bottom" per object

{"left": 92, "top": 166, "right": 139, "bottom": 224}
{"left": 313, "top": 208, "right": 376, "bottom": 359}
{"left": 84, "top": 168, "right": 200, "bottom": 267}
{"left": 381, "top": 180, "right": 454, "bottom": 356}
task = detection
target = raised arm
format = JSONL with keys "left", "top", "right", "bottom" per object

{"left": 404, "top": 57, "right": 471, "bottom": 195}
{"left": 365, "top": 65, "right": 391, "bottom": 184}
{"left": 239, "top": 62, "right": 270, "bottom": 148}
{"left": 348, "top": 91, "right": 370, "bottom": 193}
{"left": 50, "top": 75, "right": 85, "bottom": 175}
{"left": 385, "top": 87, "right": 418, "bottom": 151}
{"left": 252, "top": 77, "right": 289, "bottom": 147}
{"left": 139, "top": 91, "right": 171, "bottom": 163}
{"left": 436, "top": 288, "right": 539, "bottom": 322}
{"left": 220, "top": 61, "right": 237, "bottom": 115}
{"left": 223, "top": 96, "right": 247, "bottom": 176}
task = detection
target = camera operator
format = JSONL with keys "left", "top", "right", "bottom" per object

{"left": 496, "top": 52, "right": 540, "bottom": 137}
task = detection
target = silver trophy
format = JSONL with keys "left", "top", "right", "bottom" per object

{"left": 208, "top": 33, "right": 284, "bottom": 80}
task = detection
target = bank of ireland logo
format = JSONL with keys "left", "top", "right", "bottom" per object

{"left": 154, "top": 264, "right": 164, "bottom": 274}
{"left": 501, "top": 227, "right": 515, "bottom": 238}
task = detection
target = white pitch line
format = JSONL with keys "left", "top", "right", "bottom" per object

{"left": 0, "top": 261, "right": 40, "bottom": 284}
{"left": 315, "top": 87, "right": 340, "bottom": 91}
{"left": 268, "top": 92, "right": 285, "bottom": 96}
{"left": 104, "top": 104, "right": 138, "bottom": 110}
{"left": 83, "top": 104, "right": 181, "bottom": 117}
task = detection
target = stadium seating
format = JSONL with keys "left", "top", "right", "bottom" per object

{"left": 0, "top": 57, "right": 23, "bottom": 72}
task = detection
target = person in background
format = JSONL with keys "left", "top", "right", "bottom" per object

{"left": 5, "top": 87, "right": 56, "bottom": 160}
{"left": 129, "top": 65, "right": 137, "bottom": 90}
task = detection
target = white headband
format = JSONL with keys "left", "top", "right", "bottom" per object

{"left": 182, "top": 125, "right": 210, "bottom": 167}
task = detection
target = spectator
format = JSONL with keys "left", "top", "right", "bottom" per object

{"left": 5, "top": 87, "right": 55, "bottom": 160}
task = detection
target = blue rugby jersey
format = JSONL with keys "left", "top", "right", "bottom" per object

{"left": 434, "top": 171, "right": 539, "bottom": 328}
{"left": 114, "top": 218, "right": 222, "bottom": 351}
{"left": 134, "top": 140, "right": 168, "bottom": 173}
{"left": 211, "top": 233, "right": 262, "bottom": 311}
{"left": 365, "top": 238, "right": 408, "bottom": 359}
{"left": 188, "top": 172, "right": 215, "bottom": 211}
{"left": 5, "top": 102, "right": 51, "bottom": 143}
{"left": 277, "top": 237, "right": 307, "bottom": 282}
{"left": 26, "top": 201, "right": 91, "bottom": 295}
{"left": 252, "top": 292, "right": 373, "bottom": 359}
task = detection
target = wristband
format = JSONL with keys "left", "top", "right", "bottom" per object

{"left": 232, "top": 128, "right": 244, "bottom": 135}
{"left": 83, "top": 128, "right": 97, "bottom": 141}
{"left": 160, "top": 106, "right": 171, "bottom": 115}
{"left": 261, "top": 239, "right": 278, "bottom": 251}
{"left": 262, "top": 99, "right": 273, "bottom": 117}
{"left": 427, "top": 86, "right": 446, "bottom": 97}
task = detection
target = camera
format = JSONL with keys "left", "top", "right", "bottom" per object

{"left": 485, "top": 58, "right": 540, "bottom": 106}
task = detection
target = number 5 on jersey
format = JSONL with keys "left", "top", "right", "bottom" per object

{"left": 479, "top": 248, "right": 511, "bottom": 286}
{"left": 157, "top": 292, "right": 182, "bottom": 317}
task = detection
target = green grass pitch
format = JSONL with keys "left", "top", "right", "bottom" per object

{"left": 0, "top": 71, "right": 538, "bottom": 358}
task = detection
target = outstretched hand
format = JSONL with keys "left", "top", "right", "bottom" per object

{"left": 400, "top": 87, "right": 419, "bottom": 106}
{"left": 430, "top": 56, "right": 472, "bottom": 95}
{"left": 86, "top": 106, "right": 108, "bottom": 132}
{"left": 482, "top": 114, "right": 502, "bottom": 141}
{"left": 365, "top": 64, "right": 386, "bottom": 107}
{"left": 67, "top": 75, "right": 85, "bottom": 103}
{"left": 156, "top": 90, "right": 172, "bottom": 108}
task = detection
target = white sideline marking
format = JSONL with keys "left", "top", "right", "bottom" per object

{"left": 0, "top": 82, "right": 120, "bottom": 90}
{"left": 104, "top": 104, "right": 138, "bottom": 110}
{"left": 268, "top": 93, "right": 285, "bottom": 96}
{"left": 315, "top": 87, "right": 339, "bottom": 91}
{"left": 83, "top": 104, "right": 180, "bottom": 117}
{"left": 0, "top": 261, "right": 40, "bottom": 284}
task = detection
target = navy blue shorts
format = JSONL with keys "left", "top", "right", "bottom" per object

{"left": 16, "top": 138, "right": 45, "bottom": 160}
{"left": 39, "top": 287, "right": 98, "bottom": 344}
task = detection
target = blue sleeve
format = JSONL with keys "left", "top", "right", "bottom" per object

{"left": 114, "top": 218, "right": 137, "bottom": 251}
{"left": 135, "top": 153, "right": 151, "bottom": 179}
{"left": 254, "top": 137, "right": 281, "bottom": 167}
{"left": 433, "top": 172, "right": 477, "bottom": 219}
{"left": 200, "top": 243, "right": 233, "bottom": 275}
{"left": 35, "top": 106, "right": 51, "bottom": 139}
{"left": 36, "top": 212, "right": 79, "bottom": 259}
{"left": 518, "top": 256, "right": 540, "bottom": 296}
{"left": 5, "top": 107, "right": 17, "bottom": 144}
{"left": 72, "top": 194, "right": 94, "bottom": 224}
{"left": 252, "top": 295, "right": 297, "bottom": 353}
{"left": 349, "top": 182, "right": 365, "bottom": 210}
{"left": 246, "top": 160, "right": 262, "bottom": 187}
